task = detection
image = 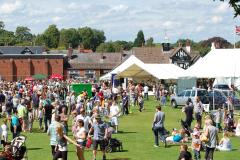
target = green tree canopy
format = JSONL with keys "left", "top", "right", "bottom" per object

{"left": 146, "top": 37, "right": 155, "bottom": 47}
{"left": 0, "top": 21, "right": 4, "bottom": 30}
{"left": 35, "top": 34, "right": 46, "bottom": 46}
{"left": 15, "top": 26, "right": 33, "bottom": 44}
{"left": 134, "top": 30, "right": 145, "bottom": 47}
{"left": 0, "top": 30, "right": 16, "bottom": 46}
{"left": 96, "top": 41, "right": 122, "bottom": 52}
{"left": 43, "top": 24, "right": 60, "bottom": 48}
{"left": 59, "top": 28, "right": 80, "bottom": 49}
{"left": 78, "top": 27, "right": 105, "bottom": 51}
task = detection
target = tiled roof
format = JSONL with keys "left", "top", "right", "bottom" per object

{"left": 0, "top": 46, "right": 45, "bottom": 54}
{"left": 132, "top": 47, "right": 170, "bottom": 64}
{"left": 68, "top": 52, "right": 126, "bottom": 69}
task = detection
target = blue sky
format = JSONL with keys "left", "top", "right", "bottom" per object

{"left": 0, "top": 0, "right": 240, "bottom": 43}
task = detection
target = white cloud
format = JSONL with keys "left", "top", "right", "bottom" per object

{"left": 0, "top": 0, "right": 238, "bottom": 43}
{"left": 0, "top": 0, "right": 22, "bottom": 14}
{"left": 215, "top": 2, "right": 229, "bottom": 13}
{"left": 52, "top": 16, "right": 61, "bottom": 23}
{"left": 111, "top": 4, "right": 128, "bottom": 12}
{"left": 211, "top": 15, "right": 223, "bottom": 24}
{"left": 196, "top": 26, "right": 205, "bottom": 32}
{"left": 163, "top": 21, "right": 172, "bottom": 27}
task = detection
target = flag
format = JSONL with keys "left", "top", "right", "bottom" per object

{"left": 236, "top": 26, "right": 240, "bottom": 35}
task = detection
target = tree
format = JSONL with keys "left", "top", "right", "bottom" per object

{"left": 34, "top": 34, "right": 45, "bottom": 46}
{"left": 146, "top": 37, "right": 155, "bottom": 47}
{"left": 214, "top": 0, "right": 240, "bottom": 17}
{"left": 78, "top": 27, "right": 106, "bottom": 51}
{"left": 15, "top": 26, "right": 33, "bottom": 44}
{"left": 43, "top": 24, "right": 60, "bottom": 48}
{"left": 115, "top": 40, "right": 133, "bottom": 50}
{"left": 134, "top": 30, "right": 145, "bottom": 47}
{"left": 199, "top": 36, "right": 232, "bottom": 48}
{"left": 92, "top": 29, "right": 106, "bottom": 51}
{"left": 0, "top": 21, "right": 4, "bottom": 30}
{"left": 96, "top": 41, "right": 122, "bottom": 52}
{"left": 0, "top": 30, "right": 16, "bottom": 46}
{"left": 59, "top": 28, "right": 80, "bottom": 49}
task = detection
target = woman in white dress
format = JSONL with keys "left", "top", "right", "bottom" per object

{"left": 74, "top": 119, "right": 86, "bottom": 160}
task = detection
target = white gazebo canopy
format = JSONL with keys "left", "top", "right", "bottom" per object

{"left": 102, "top": 55, "right": 186, "bottom": 80}
{"left": 183, "top": 49, "right": 240, "bottom": 78}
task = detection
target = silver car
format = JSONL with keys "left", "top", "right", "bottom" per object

{"left": 170, "top": 88, "right": 208, "bottom": 108}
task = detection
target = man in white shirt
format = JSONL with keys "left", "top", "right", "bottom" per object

{"left": 144, "top": 85, "right": 149, "bottom": 100}
{"left": 109, "top": 100, "right": 120, "bottom": 133}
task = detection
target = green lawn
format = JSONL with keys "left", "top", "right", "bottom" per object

{"left": 14, "top": 97, "right": 240, "bottom": 160}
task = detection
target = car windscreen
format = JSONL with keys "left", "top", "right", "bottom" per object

{"left": 215, "top": 85, "right": 230, "bottom": 90}
{"left": 197, "top": 90, "right": 207, "bottom": 96}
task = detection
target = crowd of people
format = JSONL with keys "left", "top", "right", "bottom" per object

{"left": 0, "top": 79, "right": 239, "bottom": 160}
{"left": 152, "top": 92, "right": 240, "bottom": 160}
{"left": 0, "top": 79, "right": 154, "bottom": 160}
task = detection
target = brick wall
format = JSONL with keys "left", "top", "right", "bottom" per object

{"left": 0, "top": 57, "right": 63, "bottom": 81}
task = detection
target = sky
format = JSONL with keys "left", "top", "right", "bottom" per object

{"left": 0, "top": 0, "right": 240, "bottom": 43}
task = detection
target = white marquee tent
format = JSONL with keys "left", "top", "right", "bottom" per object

{"left": 183, "top": 49, "right": 240, "bottom": 78}
{"left": 100, "top": 55, "right": 186, "bottom": 80}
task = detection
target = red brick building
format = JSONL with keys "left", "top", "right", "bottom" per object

{"left": 0, "top": 46, "right": 64, "bottom": 81}
{"left": 0, "top": 55, "right": 64, "bottom": 81}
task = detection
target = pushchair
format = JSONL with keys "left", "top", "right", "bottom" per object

{"left": 11, "top": 136, "right": 27, "bottom": 160}
{"left": 0, "top": 135, "right": 27, "bottom": 160}
{"left": 105, "top": 127, "right": 123, "bottom": 153}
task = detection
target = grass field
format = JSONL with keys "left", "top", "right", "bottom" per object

{"left": 15, "top": 97, "right": 240, "bottom": 160}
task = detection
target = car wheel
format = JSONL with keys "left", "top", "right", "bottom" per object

{"left": 171, "top": 100, "right": 177, "bottom": 108}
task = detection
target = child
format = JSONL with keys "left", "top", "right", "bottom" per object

{"left": 235, "top": 119, "right": 240, "bottom": 136}
{"left": 38, "top": 106, "right": 43, "bottom": 130}
{"left": 216, "top": 132, "right": 232, "bottom": 151}
{"left": 28, "top": 108, "right": 34, "bottom": 132}
{"left": 178, "top": 144, "right": 192, "bottom": 160}
{"left": 192, "top": 131, "right": 201, "bottom": 160}
{"left": 1, "top": 119, "right": 8, "bottom": 143}
{"left": 215, "top": 108, "right": 222, "bottom": 132}
{"left": 166, "top": 129, "right": 185, "bottom": 143}
{"left": 138, "top": 93, "right": 144, "bottom": 112}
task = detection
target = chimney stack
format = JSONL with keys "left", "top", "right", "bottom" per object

{"left": 186, "top": 39, "right": 191, "bottom": 53}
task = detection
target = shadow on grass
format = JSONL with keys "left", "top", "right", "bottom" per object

{"left": 117, "top": 131, "right": 137, "bottom": 134}
{"left": 28, "top": 148, "right": 43, "bottom": 150}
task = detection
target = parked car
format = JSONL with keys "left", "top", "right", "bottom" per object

{"left": 170, "top": 88, "right": 208, "bottom": 108}
{"left": 207, "top": 90, "right": 227, "bottom": 109}
{"left": 213, "top": 84, "right": 231, "bottom": 90}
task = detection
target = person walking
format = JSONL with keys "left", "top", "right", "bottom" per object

{"left": 143, "top": 84, "right": 149, "bottom": 100}
{"left": 88, "top": 115, "right": 108, "bottom": 160}
{"left": 194, "top": 97, "right": 204, "bottom": 129}
{"left": 122, "top": 91, "right": 129, "bottom": 115}
{"left": 74, "top": 119, "right": 86, "bottom": 160}
{"left": 183, "top": 98, "right": 194, "bottom": 128}
{"left": 204, "top": 119, "right": 219, "bottom": 160}
{"left": 43, "top": 98, "right": 53, "bottom": 132}
{"left": 152, "top": 106, "right": 167, "bottom": 147}
{"left": 10, "top": 110, "right": 21, "bottom": 139}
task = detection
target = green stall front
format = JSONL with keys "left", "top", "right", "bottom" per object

{"left": 70, "top": 83, "right": 92, "bottom": 97}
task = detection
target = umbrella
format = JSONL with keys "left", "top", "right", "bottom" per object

{"left": 24, "top": 76, "right": 35, "bottom": 81}
{"left": 32, "top": 74, "right": 47, "bottom": 80}
{"left": 50, "top": 74, "right": 63, "bottom": 80}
